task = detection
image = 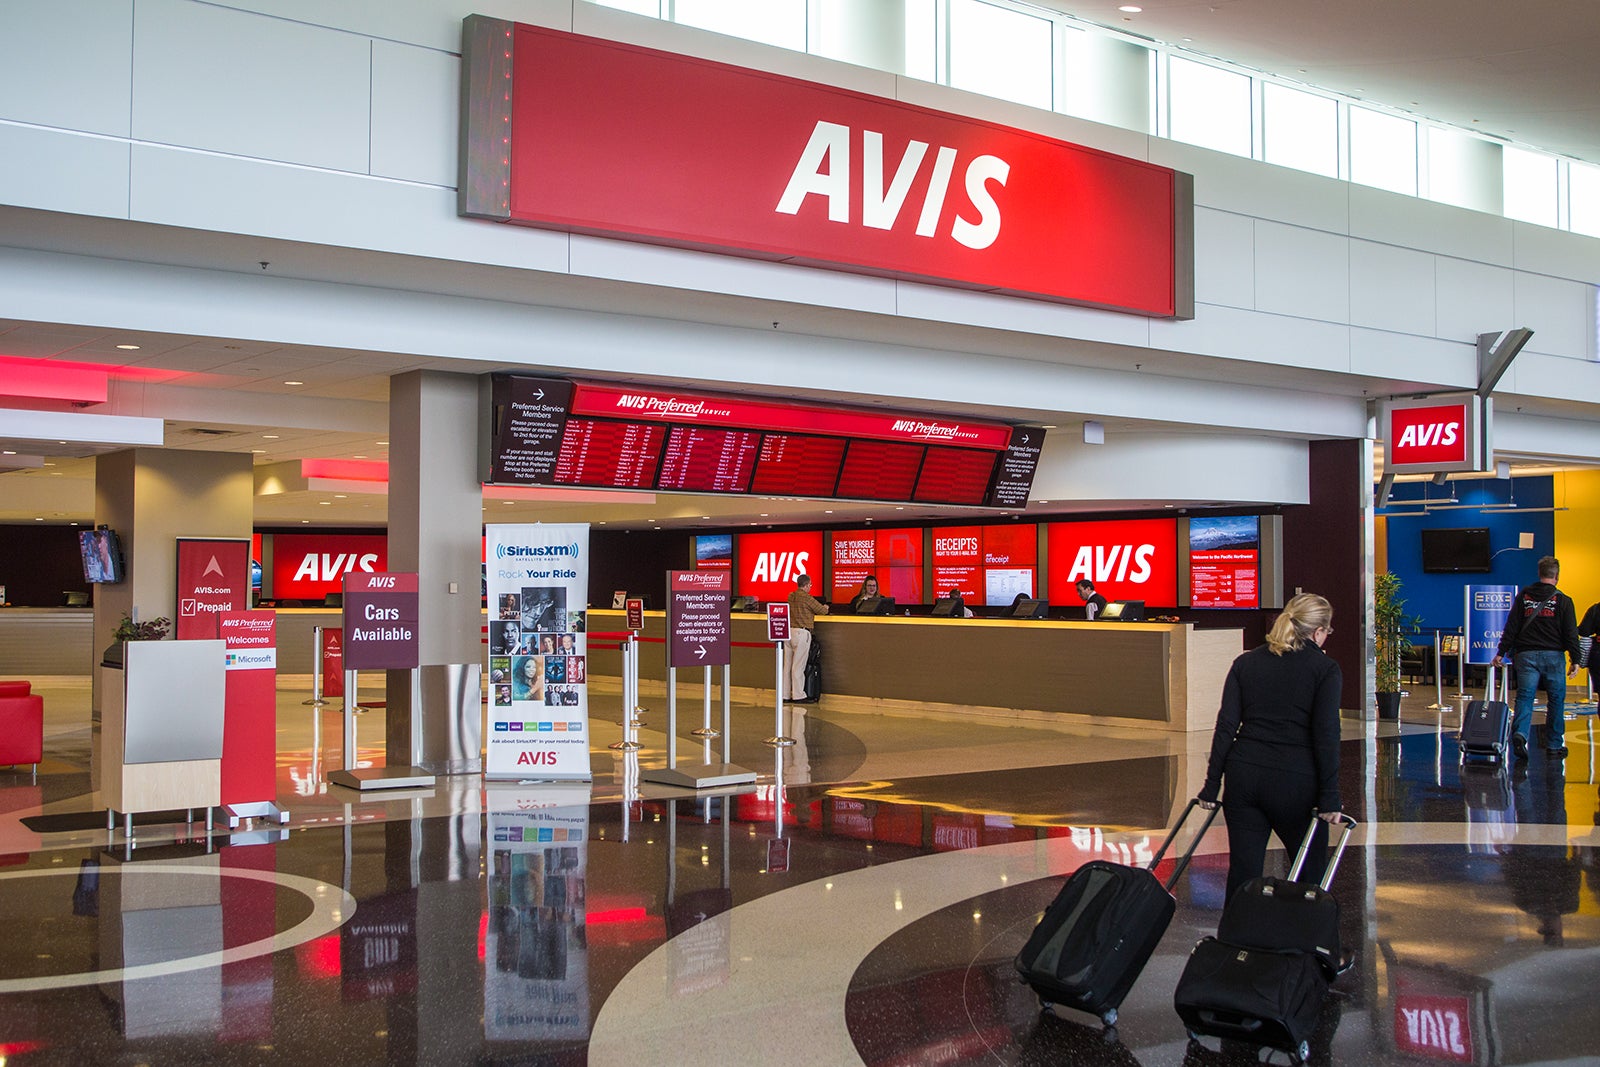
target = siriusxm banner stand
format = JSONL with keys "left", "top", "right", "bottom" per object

{"left": 486, "top": 524, "right": 592, "bottom": 780}
{"left": 1464, "top": 585, "right": 1518, "bottom": 669}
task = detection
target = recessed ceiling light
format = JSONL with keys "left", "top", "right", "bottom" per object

{"left": 352, "top": 455, "right": 367, "bottom": 459}
{"left": 503, "top": 501, "right": 515, "bottom": 505}
{"left": 283, "top": 380, "right": 304, "bottom": 386}
{"left": 376, "top": 441, "right": 388, "bottom": 446}
{"left": 759, "top": 513, "right": 770, "bottom": 517}
{"left": 318, "top": 501, "right": 332, "bottom": 506}
{"left": 1, "top": 451, "right": 13, "bottom": 456}
{"left": 301, "top": 519, "right": 310, "bottom": 524}
{"left": 251, "top": 449, "right": 267, "bottom": 454}
{"left": 34, "top": 517, "right": 43, "bottom": 521}
{"left": 824, "top": 510, "right": 833, "bottom": 514}
{"left": 1181, "top": 35, "right": 1193, "bottom": 42}
{"left": 334, "top": 494, "right": 347, "bottom": 499}
{"left": 1118, "top": 5, "right": 1141, "bottom": 12}
{"left": 262, "top": 435, "right": 279, "bottom": 440}
{"left": 116, "top": 344, "right": 140, "bottom": 351}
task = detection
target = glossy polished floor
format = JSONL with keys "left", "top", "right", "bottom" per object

{"left": 2, "top": 675, "right": 1599, "bottom": 1065}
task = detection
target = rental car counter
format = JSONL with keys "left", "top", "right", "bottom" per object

{"left": 587, "top": 610, "right": 1242, "bottom": 733}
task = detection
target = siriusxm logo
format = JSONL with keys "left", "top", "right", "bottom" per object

{"left": 495, "top": 542, "right": 580, "bottom": 560}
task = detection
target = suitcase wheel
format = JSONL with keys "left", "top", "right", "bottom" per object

{"left": 1037, "top": 997, "right": 1053, "bottom": 1014}
{"left": 1099, "top": 1007, "right": 1118, "bottom": 1029}
{"left": 1296, "top": 1039, "right": 1311, "bottom": 1064}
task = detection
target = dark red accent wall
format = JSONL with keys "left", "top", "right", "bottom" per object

{"left": 1281, "top": 440, "right": 1366, "bottom": 710}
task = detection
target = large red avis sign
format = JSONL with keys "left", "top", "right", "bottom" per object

{"left": 1047, "top": 519, "right": 1179, "bottom": 608}
{"left": 461, "top": 20, "right": 1193, "bottom": 319}
{"left": 271, "top": 533, "right": 387, "bottom": 602}
{"left": 736, "top": 530, "right": 823, "bottom": 604}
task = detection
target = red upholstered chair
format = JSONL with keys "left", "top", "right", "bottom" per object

{"left": 0, "top": 695, "right": 43, "bottom": 782}
{"left": 0, "top": 681, "right": 30, "bottom": 698}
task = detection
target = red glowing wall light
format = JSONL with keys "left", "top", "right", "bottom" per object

{"left": 300, "top": 459, "right": 390, "bottom": 483}
{"left": 586, "top": 907, "right": 647, "bottom": 924}
{"left": 0, "top": 355, "right": 109, "bottom": 404}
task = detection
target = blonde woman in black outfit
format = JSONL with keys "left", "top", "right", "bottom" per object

{"left": 1197, "top": 593, "right": 1344, "bottom": 902}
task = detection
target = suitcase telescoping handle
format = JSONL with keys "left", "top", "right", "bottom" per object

{"left": 1149, "top": 797, "right": 1222, "bottom": 892}
{"left": 1286, "top": 811, "right": 1359, "bottom": 891}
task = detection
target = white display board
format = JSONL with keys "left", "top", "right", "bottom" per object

{"left": 485, "top": 524, "right": 591, "bottom": 780}
{"left": 484, "top": 783, "right": 592, "bottom": 1043}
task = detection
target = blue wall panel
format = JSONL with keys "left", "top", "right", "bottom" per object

{"left": 1380, "top": 476, "right": 1555, "bottom": 631}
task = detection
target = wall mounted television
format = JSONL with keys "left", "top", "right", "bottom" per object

{"left": 79, "top": 528, "right": 125, "bottom": 583}
{"left": 1420, "top": 527, "right": 1492, "bottom": 573}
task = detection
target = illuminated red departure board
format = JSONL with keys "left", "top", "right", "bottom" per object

{"left": 914, "top": 446, "right": 996, "bottom": 505}
{"left": 489, "top": 375, "right": 1044, "bottom": 506}
{"left": 657, "top": 426, "right": 760, "bottom": 492}
{"left": 553, "top": 418, "right": 666, "bottom": 488}
{"left": 837, "top": 440, "right": 923, "bottom": 500}
{"left": 750, "top": 434, "right": 846, "bottom": 496}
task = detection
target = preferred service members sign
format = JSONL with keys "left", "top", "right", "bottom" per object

{"left": 485, "top": 524, "right": 592, "bottom": 780}
{"left": 668, "top": 570, "right": 732, "bottom": 669}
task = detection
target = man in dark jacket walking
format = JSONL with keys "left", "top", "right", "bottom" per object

{"left": 1493, "top": 555, "right": 1582, "bottom": 759}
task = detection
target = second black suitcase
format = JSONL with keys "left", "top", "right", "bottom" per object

{"left": 1015, "top": 799, "right": 1217, "bottom": 1028}
{"left": 1174, "top": 937, "right": 1327, "bottom": 1060}
{"left": 1175, "top": 813, "right": 1357, "bottom": 1065}
{"left": 1215, "top": 815, "right": 1355, "bottom": 979}
{"left": 1460, "top": 665, "right": 1512, "bottom": 764}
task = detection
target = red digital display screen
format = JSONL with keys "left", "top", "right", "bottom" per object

{"left": 836, "top": 440, "right": 923, "bottom": 500}
{"left": 750, "top": 434, "right": 846, "bottom": 496}
{"left": 983, "top": 524, "right": 1037, "bottom": 566}
{"left": 489, "top": 376, "right": 1043, "bottom": 507}
{"left": 913, "top": 447, "right": 995, "bottom": 505}
{"left": 656, "top": 426, "right": 760, "bottom": 492}
{"left": 553, "top": 417, "right": 666, "bottom": 488}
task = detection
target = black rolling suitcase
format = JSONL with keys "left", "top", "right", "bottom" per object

{"left": 1015, "top": 799, "right": 1218, "bottom": 1029}
{"left": 1460, "top": 664, "right": 1512, "bottom": 765}
{"left": 1175, "top": 813, "right": 1357, "bottom": 1065}
{"left": 803, "top": 632, "right": 822, "bottom": 701}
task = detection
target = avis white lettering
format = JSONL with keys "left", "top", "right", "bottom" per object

{"left": 750, "top": 551, "right": 810, "bottom": 583}
{"left": 1066, "top": 544, "right": 1155, "bottom": 584}
{"left": 775, "top": 121, "right": 1009, "bottom": 251}
{"left": 1401, "top": 1007, "right": 1466, "bottom": 1055}
{"left": 292, "top": 552, "right": 379, "bottom": 582}
{"left": 1395, "top": 422, "right": 1460, "bottom": 449}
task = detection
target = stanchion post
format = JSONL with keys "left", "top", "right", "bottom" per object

{"left": 722, "top": 662, "right": 732, "bottom": 765}
{"left": 692, "top": 664, "right": 719, "bottom": 738}
{"left": 666, "top": 665, "right": 677, "bottom": 769}
{"left": 342, "top": 669, "right": 358, "bottom": 771}
{"left": 304, "top": 625, "right": 329, "bottom": 705}
{"left": 1427, "top": 630, "right": 1447, "bottom": 712}
{"left": 766, "top": 639, "right": 794, "bottom": 747}
{"left": 609, "top": 637, "right": 641, "bottom": 751}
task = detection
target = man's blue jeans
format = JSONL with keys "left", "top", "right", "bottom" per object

{"left": 1512, "top": 649, "right": 1567, "bottom": 749}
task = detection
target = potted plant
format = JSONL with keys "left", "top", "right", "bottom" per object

{"left": 101, "top": 613, "right": 172, "bottom": 669}
{"left": 1374, "top": 572, "right": 1423, "bottom": 720}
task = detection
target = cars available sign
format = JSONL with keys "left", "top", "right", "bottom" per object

{"left": 1046, "top": 518, "right": 1179, "bottom": 607}
{"left": 461, "top": 19, "right": 1193, "bottom": 319}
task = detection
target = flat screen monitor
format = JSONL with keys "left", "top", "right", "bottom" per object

{"left": 855, "top": 595, "right": 897, "bottom": 616}
{"left": 1102, "top": 600, "right": 1145, "bottom": 621}
{"left": 79, "top": 529, "right": 124, "bottom": 583}
{"left": 930, "top": 595, "right": 965, "bottom": 618}
{"left": 1010, "top": 598, "right": 1049, "bottom": 619}
{"left": 731, "top": 595, "right": 760, "bottom": 612}
{"left": 1421, "top": 527, "right": 1491, "bottom": 573}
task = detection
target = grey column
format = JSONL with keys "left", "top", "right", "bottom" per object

{"left": 385, "top": 371, "right": 483, "bottom": 768}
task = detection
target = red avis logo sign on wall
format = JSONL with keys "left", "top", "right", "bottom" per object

{"left": 1384, "top": 395, "right": 1487, "bottom": 474}
{"left": 461, "top": 21, "right": 1193, "bottom": 319}
{"left": 1046, "top": 519, "right": 1178, "bottom": 607}
{"left": 271, "top": 533, "right": 387, "bottom": 601}
{"left": 737, "top": 530, "right": 824, "bottom": 603}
